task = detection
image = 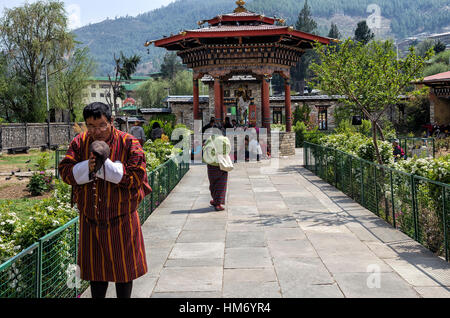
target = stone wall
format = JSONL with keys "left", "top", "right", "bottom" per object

{"left": 278, "top": 131, "right": 296, "bottom": 156}
{"left": 0, "top": 123, "right": 78, "bottom": 150}
{"left": 166, "top": 91, "right": 342, "bottom": 132}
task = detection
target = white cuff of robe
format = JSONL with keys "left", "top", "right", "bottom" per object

{"left": 72, "top": 160, "right": 92, "bottom": 185}
{"left": 96, "top": 159, "right": 124, "bottom": 184}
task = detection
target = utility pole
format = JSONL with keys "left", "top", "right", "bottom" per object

{"left": 165, "top": 87, "right": 171, "bottom": 109}
{"left": 45, "top": 63, "right": 51, "bottom": 150}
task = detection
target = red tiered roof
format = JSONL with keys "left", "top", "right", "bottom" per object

{"left": 150, "top": 0, "right": 331, "bottom": 50}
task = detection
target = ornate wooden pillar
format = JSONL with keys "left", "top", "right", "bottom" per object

{"left": 214, "top": 77, "right": 222, "bottom": 122}
{"left": 262, "top": 75, "right": 271, "bottom": 131}
{"left": 221, "top": 82, "right": 226, "bottom": 122}
{"left": 193, "top": 77, "right": 200, "bottom": 120}
{"left": 284, "top": 78, "right": 292, "bottom": 132}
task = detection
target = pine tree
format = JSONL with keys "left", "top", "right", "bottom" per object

{"left": 354, "top": 20, "right": 374, "bottom": 45}
{"left": 328, "top": 22, "right": 341, "bottom": 39}
{"left": 292, "top": 0, "right": 318, "bottom": 94}
{"left": 295, "top": 0, "right": 317, "bottom": 34}
{"left": 433, "top": 40, "right": 446, "bottom": 54}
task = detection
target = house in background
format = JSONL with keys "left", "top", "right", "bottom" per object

{"left": 415, "top": 71, "right": 450, "bottom": 125}
{"left": 82, "top": 76, "right": 150, "bottom": 113}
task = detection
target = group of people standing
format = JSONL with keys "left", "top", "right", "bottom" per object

{"left": 202, "top": 116, "right": 264, "bottom": 162}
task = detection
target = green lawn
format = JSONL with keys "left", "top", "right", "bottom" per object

{"left": 0, "top": 198, "right": 40, "bottom": 222}
{"left": 0, "top": 149, "right": 56, "bottom": 172}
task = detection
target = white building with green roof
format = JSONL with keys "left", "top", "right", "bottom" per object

{"left": 82, "top": 76, "right": 150, "bottom": 113}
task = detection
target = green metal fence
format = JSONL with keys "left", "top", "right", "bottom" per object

{"left": 304, "top": 142, "right": 449, "bottom": 262}
{"left": 393, "top": 137, "right": 436, "bottom": 159}
{"left": 54, "top": 148, "right": 68, "bottom": 179}
{"left": 0, "top": 152, "right": 190, "bottom": 298}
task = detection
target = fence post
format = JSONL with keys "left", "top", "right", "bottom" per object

{"left": 375, "top": 165, "right": 379, "bottom": 216}
{"left": 433, "top": 138, "right": 436, "bottom": 159}
{"left": 37, "top": 240, "right": 42, "bottom": 298}
{"left": 73, "top": 220, "right": 78, "bottom": 298}
{"left": 350, "top": 156, "right": 353, "bottom": 199}
{"left": 442, "top": 186, "right": 448, "bottom": 262}
{"left": 334, "top": 149, "right": 338, "bottom": 187}
{"left": 150, "top": 172, "right": 154, "bottom": 212}
{"left": 411, "top": 175, "right": 419, "bottom": 241}
{"left": 55, "top": 150, "right": 59, "bottom": 179}
{"left": 390, "top": 170, "right": 396, "bottom": 229}
{"left": 360, "top": 160, "right": 364, "bottom": 206}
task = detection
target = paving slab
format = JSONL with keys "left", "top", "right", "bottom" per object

{"left": 169, "top": 242, "right": 225, "bottom": 259}
{"left": 224, "top": 247, "right": 273, "bottom": 268}
{"left": 177, "top": 230, "right": 226, "bottom": 243}
{"left": 81, "top": 148, "right": 450, "bottom": 299}
{"left": 226, "top": 231, "right": 266, "bottom": 248}
{"left": 333, "top": 272, "right": 420, "bottom": 298}
{"left": 154, "top": 267, "right": 223, "bottom": 293}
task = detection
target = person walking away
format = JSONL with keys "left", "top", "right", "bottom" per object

{"left": 150, "top": 122, "right": 164, "bottom": 141}
{"left": 203, "top": 133, "right": 232, "bottom": 211}
{"left": 129, "top": 119, "right": 146, "bottom": 147}
{"left": 59, "top": 102, "right": 152, "bottom": 299}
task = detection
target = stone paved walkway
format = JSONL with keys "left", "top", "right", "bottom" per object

{"left": 83, "top": 149, "right": 450, "bottom": 298}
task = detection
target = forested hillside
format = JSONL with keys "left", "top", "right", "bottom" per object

{"left": 72, "top": 0, "right": 450, "bottom": 76}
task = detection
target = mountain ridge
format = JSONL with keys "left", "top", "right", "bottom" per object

{"left": 72, "top": 0, "right": 450, "bottom": 76}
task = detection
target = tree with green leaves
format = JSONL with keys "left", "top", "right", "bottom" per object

{"left": 160, "top": 52, "right": 185, "bottom": 80}
{"left": 293, "top": 103, "right": 311, "bottom": 125}
{"left": 416, "top": 39, "right": 436, "bottom": 58}
{"left": 50, "top": 47, "right": 96, "bottom": 122}
{"left": 106, "top": 52, "right": 141, "bottom": 115}
{"left": 310, "top": 38, "right": 433, "bottom": 164}
{"left": 136, "top": 78, "right": 170, "bottom": 108}
{"left": 354, "top": 20, "right": 374, "bottom": 45}
{"left": 136, "top": 70, "right": 208, "bottom": 107}
{"left": 0, "top": 0, "right": 74, "bottom": 122}
{"left": 0, "top": 53, "right": 27, "bottom": 122}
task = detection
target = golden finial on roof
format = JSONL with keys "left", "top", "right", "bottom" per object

{"left": 234, "top": 0, "right": 247, "bottom": 13}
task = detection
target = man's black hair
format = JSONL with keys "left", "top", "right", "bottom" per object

{"left": 83, "top": 102, "right": 112, "bottom": 122}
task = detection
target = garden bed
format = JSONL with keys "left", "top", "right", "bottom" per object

{"left": 0, "top": 144, "right": 190, "bottom": 298}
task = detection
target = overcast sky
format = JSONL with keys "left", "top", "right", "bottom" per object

{"left": 0, "top": 0, "right": 176, "bottom": 29}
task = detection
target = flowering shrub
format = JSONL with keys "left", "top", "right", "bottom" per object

{"left": 0, "top": 210, "right": 22, "bottom": 263}
{"left": 320, "top": 132, "right": 394, "bottom": 164}
{"left": 391, "top": 155, "right": 450, "bottom": 184}
{"left": 0, "top": 180, "right": 77, "bottom": 263}
{"left": 26, "top": 172, "right": 53, "bottom": 196}
{"left": 143, "top": 138, "right": 182, "bottom": 171}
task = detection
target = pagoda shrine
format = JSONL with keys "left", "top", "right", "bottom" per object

{"left": 146, "top": 0, "right": 331, "bottom": 155}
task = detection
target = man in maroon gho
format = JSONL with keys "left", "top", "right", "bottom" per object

{"left": 59, "top": 102, "right": 151, "bottom": 298}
